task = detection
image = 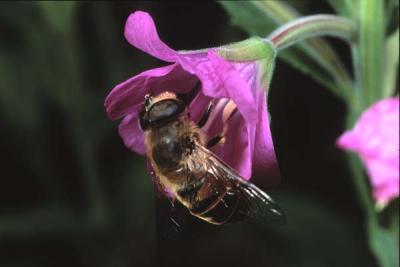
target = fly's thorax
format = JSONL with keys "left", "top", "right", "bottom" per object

{"left": 148, "top": 121, "right": 183, "bottom": 171}
{"left": 145, "top": 117, "right": 208, "bottom": 194}
{"left": 146, "top": 119, "right": 202, "bottom": 170}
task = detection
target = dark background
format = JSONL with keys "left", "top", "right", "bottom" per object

{"left": 0, "top": 1, "right": 379, "bottom": 267}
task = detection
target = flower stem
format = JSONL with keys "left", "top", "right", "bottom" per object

{"left": 267, "top": 15, "right": 356, "bottom": 101}
{"left": 358, "top": 0, "right": 385, "bottom": 105}
{"left": 351, "top": 2, "right": 397, "bottom": 267}
{"left": 268, "top": 14, "right": 356, "bottom": 51}
{"left": 346, "top": 115, "right": 376, "bottom": 222}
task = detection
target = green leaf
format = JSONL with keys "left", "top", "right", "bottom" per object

{"left": 383, "top": 29, "right": 399, "bottom": 97}
{"left": 219, "top": 0, "right": 352, "bottom": 101}
{"left": 38, "top": 1, "right": 77, "bottom": 34}
{"left": 0, "top": 50, "right": 41, "bottom": 132}
{"left": 369, "top": 226, "right": 399, "bottom": 267}
{"left": 219, "top": 1, "right": 277, "bottom": 37}
{"left": 345, "top": 129, "right": 399, "bottom": 267}
{"left": 327, "top": 0, "right": 359, "bottom": 18}
{"left": 254, "top": 192, "right": 379, "bottom": 267}
{"left": 385, "top": 0, "right": 399, "bottom": 36}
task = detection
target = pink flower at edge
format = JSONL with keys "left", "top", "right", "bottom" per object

{"left": 104, "top": 11, "right": 280, "bottom": 185}
{"left": 337, "top": 97, "right": 400, "bottom": 207}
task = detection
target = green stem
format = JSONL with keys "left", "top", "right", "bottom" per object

{"left": 353, "top": 1, "right": 397, "bottom": 267}
{"left": 383, "top": 29, "right": 399, "bottom": 98}
{"left": 346, "top": 115, "right": 376, "bottom": 222}
{"left": 358, "top": 0, "right": 385, "bottom": 105}
{"left": 257, "top": 1, "right": 354, "bottom": 96}
{"left": 267, "top": 15, "right": 356, "bottom": 51}
{"left": 267, "top": 15, "right": 356, "bottom": 101}
{"left": 268, "top": 11, "right": 396, "bottom": 267}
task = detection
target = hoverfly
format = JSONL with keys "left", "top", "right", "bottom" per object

{"left": 140, "top": 82, "right": 285, "bottom": 225}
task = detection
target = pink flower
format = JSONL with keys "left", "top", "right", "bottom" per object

{"left": 104, "top": 11, "right": 279, "bottom": 184}
{"left": 337, "top": 97, "right": 399, "bottom": 207}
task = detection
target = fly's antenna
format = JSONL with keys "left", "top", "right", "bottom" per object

{"left": 144, "top": 93, "right": 152, "bottom": 111}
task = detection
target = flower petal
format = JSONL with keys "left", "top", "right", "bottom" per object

{"left": 252, "top": 90, "right": 280, "bottom": 185}
{"left": 124, "top": 11, "right": 177, "bottom": 62}
{"left": 170, "top": 50, "right": 259, "bottom": 124}
{"left": 118, "top": 113, "right": 146, "bottom": 155}
{"left": 337, "top": 97, "right": 399, "bottom": 206}
{"left": 109, "top": 11, "right": 281, "bottom": 188}
{"left": 204, "top": 51, "right": 258, "bottom": 123}
{"left": 218, "top": 111, "right": 252, "bottom": 179}
{"left": 105, "top": 63, "right": 197, "bottom": 120}
{"left": 175, "top": 51, "right": 278, "bottom": 182}
{"left": 209, "top": 51, "right": 258, "bottom": 123}
{"left": 201, "top": 97, "right": 227, "bottom": 140}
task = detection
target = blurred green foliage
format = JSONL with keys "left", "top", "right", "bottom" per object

{"left": 220, "top": 2, "right": 398, "bottom": 267}
{"left": 0, "top": 2, "right": 156, "bottom": 266}
{"left": 220, "top": 1, "right": 353, "bottom": 101}
{"left": 0, "top": 2, "right": 396, "bottom": 267}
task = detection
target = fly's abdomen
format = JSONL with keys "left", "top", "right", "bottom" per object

{"left": 177, "top": 173, "right": 245, "bottom": 225}
{"left": 191, "top": 190, "right": 245, "bottom": 225}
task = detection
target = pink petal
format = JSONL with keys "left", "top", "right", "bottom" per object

{"left": 252, "top": 90, "right": 280, "bottom": 185}
{"left": 337, "top": 97, "right": 399, "bottom": 206}
{"left": 105, "top": 63, "right": 197, "bottom": 120}
{"left": 124, "top": 11, "right": 177, "bottom": 62}
{"left": 118, "top": 113, "right": 146, "bottom": 155}
{"left": 218, "top": 111, "right": 252, "bottom": 179}
{"left": 109, "top": 11, "right": 280, "bottom": 187}
{"left": 176, "top": 51, "right": 278, "bottom": 182}
{"left": 201, "top": 98, "right": 227, "bottom": 141}
{"left": 336, "top": 131, "right": 360, "bottom": 151}
{"left": 197, "top": 51, "right": 258, "bottom": 124}
{"left": 373, "top": 179, "right": 399, "bottom": 206}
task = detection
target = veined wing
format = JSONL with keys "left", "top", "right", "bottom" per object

{"left": 196, "top": 143, "right": 286, "bottom": 224}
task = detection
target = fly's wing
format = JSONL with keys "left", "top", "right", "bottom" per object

{"left": 197, "top": 144, "right": 286, "bottom": 225}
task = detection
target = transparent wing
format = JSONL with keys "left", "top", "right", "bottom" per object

{"left": 197, "top": 144, "right": 286, "bottom": 224}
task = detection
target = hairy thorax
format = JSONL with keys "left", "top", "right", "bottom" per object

{"left": 146, "top": 118, "right": 205, "bottom": 190}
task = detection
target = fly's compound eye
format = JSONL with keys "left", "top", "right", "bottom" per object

{"left": 139, "top": 110, "right": 149, "bottom": 131}
{"left": 147, "top": 99, "right": 185, "bottom": 126}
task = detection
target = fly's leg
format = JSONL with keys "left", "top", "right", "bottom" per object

{"left": 206, "top": 100, "right": 237, "bottom": 149}
{"left": 207, "top": 134, "right": 223, "bottom": 148}
{"left": 176, "top": 80, "right": 201, "bottom": 105}
{"left": 197, "top": 101, "right": 213, "bottom": 128}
